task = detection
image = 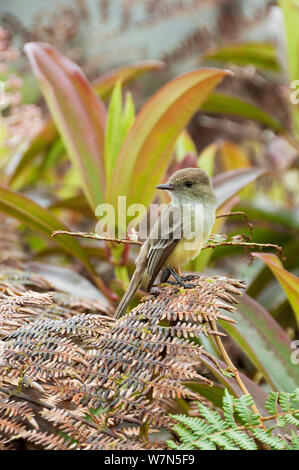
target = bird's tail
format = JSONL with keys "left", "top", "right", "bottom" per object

{"left": 114, "top": 268, "right": 144, "bottom": 319}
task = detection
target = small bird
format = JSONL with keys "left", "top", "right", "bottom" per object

{"left": 115, "top": 168, "right": 217, "bottom": 319}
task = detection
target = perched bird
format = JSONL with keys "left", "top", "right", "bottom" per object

{"left": 115, "top": 168, "right": 217, "bottom": 319}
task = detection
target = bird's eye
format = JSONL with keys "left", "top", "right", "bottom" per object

{"left": 185, "top": 181, "right": 193, "bottom": 187}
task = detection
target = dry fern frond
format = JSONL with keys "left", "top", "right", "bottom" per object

{"left": 0, "top": 289, "right": 53, "bottom": 337}
{"left": 0, "top": 268, "right": 112, "bottom": 338}
{"left": 0, "top": 274, "right": 245, "bottom": 449}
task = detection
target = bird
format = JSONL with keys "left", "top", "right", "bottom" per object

{"left": 115, "top": 167, "right": 217, "bottom": 319}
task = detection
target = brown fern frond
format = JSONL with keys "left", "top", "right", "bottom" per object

{"left": 0, "top": 267, "right": 112, "bottom": 337}
{"left": 0, "top": 274, "right": 245, "bottom": 449}
{"left": 0, "top": 289, "right": 53, "bottom": 337}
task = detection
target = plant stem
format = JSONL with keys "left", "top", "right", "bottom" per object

{"left": 209, "top": 318, "right": 266, "bottom": 430}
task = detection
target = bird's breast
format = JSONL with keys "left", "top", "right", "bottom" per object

{"left": 167, "top": 202, "right": 215, "bottom": 268}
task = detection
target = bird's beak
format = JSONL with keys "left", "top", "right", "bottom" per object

{"left": 156, "top": 183, "right": 174, "bottom": 191}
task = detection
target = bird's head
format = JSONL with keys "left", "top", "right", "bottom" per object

{"left": 156, "top": 168, "right": 216, "bottom": 204}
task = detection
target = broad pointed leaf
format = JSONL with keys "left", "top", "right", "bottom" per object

{"left": 109, "top": 68, "right": 232, "bottom": 210}
{"left": 105, "top": 81, "right": 123, "bottom": 180}
{"left": 25, "top": 42, "right": 107, "bottom": 211}
{"left": 197, "top": 142, "right": 217, "bottom": 176}
{"left": 203, "top": 42, "right": 279, "bottom": 71}
{"left": 11, "top": 60, "right": 163, "bottom": 186}
{"left": 252, "top": 252, "right": 299, "bottom": 326}
{"left": 202, "top": 92, "right": 284, "bottom": 132}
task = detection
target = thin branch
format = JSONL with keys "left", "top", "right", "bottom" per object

{"left": 52, "top": 226, "right": 283, "bottom": 263}
{"left": 203, "top": 240, "right": 284, "bottom": 261}
{"left": 52, "top": 230, "right": 143, "bottom": 246}
{"left": 216, "top": 211, "right": 253, "bottom": 240}
{"left": 207, "top": 319, "right": 266, "bottom": 431}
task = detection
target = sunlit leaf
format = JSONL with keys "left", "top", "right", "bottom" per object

{"left": 11, "top": 60, "right": 163, "bottom": 186}
{"left": 121, "top": 92, "right": 135, "bottom": 143}
{"left": 108, "top": 68, "right": 232, "bottom": 216}
{"left": 201, "top": 92, "right": 284, "bottom": 132}
{"left": 175, "top": 130, "right": 197, "bottom": 161}
{"left": 105, "top": 81, "right": 123, "bottom": 181}
{"left": 219, "top": 294, "right": 299, "bottom": 392}
{"left": 279, "top": 0, "right": 299, "bottom": 132}
{"left": 203, "top": 42, "right": 279, "bottom": 71}
{"left": 218, "top": 141, "right": 250, "bottom": 171}
{"left": 252, "top": 252, "right": 299, "bottom": 326}
{"left": 197, "top": 142, "right": 217, "bottom": 176}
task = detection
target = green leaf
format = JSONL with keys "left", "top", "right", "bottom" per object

{"left": 279, "top": 0, "right": 299, "bottom": 132}
{"left": 252, "top": 252, "right": 299, "bottom": 326}
{"left": 213, "top": 167, "right": 269, "bottom": 208}
{"left": 197, "top": 142, "right": 217, "bottom": 176}
{"left": 219, "top": 294, "right": 299, "bottom": 392}
{"left": 202, "top": 92, "right": 284, "bottom": 132}
{"left": 175, "top": 130, "right": 197, "bottom": 161}
{"left": 105, "top": 85, "right": 136, "bottom": 183}
{"left": 11, "top": 60, "right": 163, "bottom": 186}
{"left": 0, "top": 186, "right": 113, "bottom": 301}
{"left": 265, "top": 391, "right": 279, "bottom": 415}
{"left": 185, "top": 383, "right": 224, "bottom": 408}
{"left": 108, "top": 68, "right": 232, "bottom": 214}
{"left": 25, "top": 42, "right": 107, "bottom": 211}
{"left": 203, "top": 42, "right": 279, "bottom": 71}
{"left": 121, "top": 92, "right": 135, "bottom": 143}
{"left": 105, "top": 81, "right": 123, "bottom": 181}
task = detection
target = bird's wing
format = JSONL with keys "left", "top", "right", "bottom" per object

{"left": 146, "top": 204, "right": 182, "bottom": 290}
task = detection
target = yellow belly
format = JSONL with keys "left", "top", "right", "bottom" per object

{"left": 167, "top": 237, "right": 203, "bottom": 268}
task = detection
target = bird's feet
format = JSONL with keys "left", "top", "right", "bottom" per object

{"left": 166, "top": 269, "right": 196, "bottom": 289}
{"left": 168, "top": 280, "right": 196, "bottom": 289}
{"left": 181, "top": 274, "right": 197, "bottom": 282}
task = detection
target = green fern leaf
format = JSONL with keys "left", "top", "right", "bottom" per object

{"left": 265, "top": 391, "right": 279, "bottom": 415}
{"left": 251, "top": 428, "right": 286, "bottom": 450}
{"left": 234, "top": 395, "right": 260, "bottom": 427}
{"left": 197, "top": 402, "right": 227, "bottom": 431}
{"left": 225, "top": 429, "right": 257, "bottom": 450}
{"left": 223, "top": 389, "right": 236, "bottom": 428}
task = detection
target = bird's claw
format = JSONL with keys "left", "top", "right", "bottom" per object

{"left": 181, "top": 274, "right": 197, "bottom": 282}
{"left": 166, "top": 280, "right": 195, "bottom": 289}
{"left": 181, "top": 282, "right": 196, "bottom": 289}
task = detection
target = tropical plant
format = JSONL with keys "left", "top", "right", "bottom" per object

{"left": 168, "top": 389, "right": 299, "bottom": 450}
